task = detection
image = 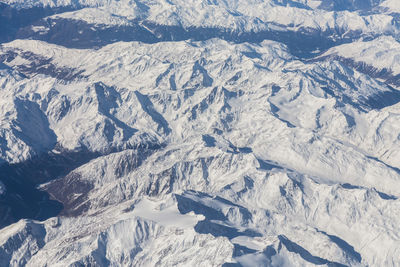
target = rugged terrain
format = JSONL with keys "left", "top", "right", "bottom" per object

{"left": 0, "top": 0, "right": 400, "bottom": 266}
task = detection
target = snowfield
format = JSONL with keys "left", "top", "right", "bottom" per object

{"left": 0, "top": 0, "right": 400, "bottom": 266}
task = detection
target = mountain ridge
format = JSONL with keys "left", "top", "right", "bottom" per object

{"left": 1, "top": 0, "right": 400, "bottom": 266}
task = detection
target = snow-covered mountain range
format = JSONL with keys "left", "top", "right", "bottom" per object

{"left": 0, "top": 0, "right": 400, "bottom": 266}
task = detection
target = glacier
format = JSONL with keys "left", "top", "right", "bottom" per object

{"left": 0, "top": 0, "right": 400, "bottom": 266}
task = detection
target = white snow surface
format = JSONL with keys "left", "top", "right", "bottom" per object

{"left": 0, "top": 1, "right": 400, "bottom": 266}
{"left": 0, "top": 37, "right": 400, "bottom": 266}
{"left": 380, "top": 0, "right": 400, "bottom": 13}
{"left": 321, "top": 35, "right": 400, "bottom": 76}
{"left": 2, "top": 0, "right": 399, "bottom": 37}
{"left": 131, "top": 197, "right": 205, "bottom": 228}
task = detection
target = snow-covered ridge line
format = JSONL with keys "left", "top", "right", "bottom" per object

{"left": 8, "top": 16, "right": 396, "bottom": 59}
{"left": 43, "top": 1, "right": 397, "bottom": 33}
{"left": 0, "top": 0, "right": 105, "bottom": 9}
{"left": 1, "top": 0, "right": 399, "bottom": 54}
{"left": 311, "top": 36, "right": 400, "bottom": 87}
{"left": 1, "top": 1, "right": 400, "bottom": 266}
{"left": 314, "top": 54, "right": 400, "bottom": 87}
{"left": 319, "top": 36, "right": 400, "bottom": 76}
{"left": 2, "top": 0, "right": 396, "bottom": 13}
